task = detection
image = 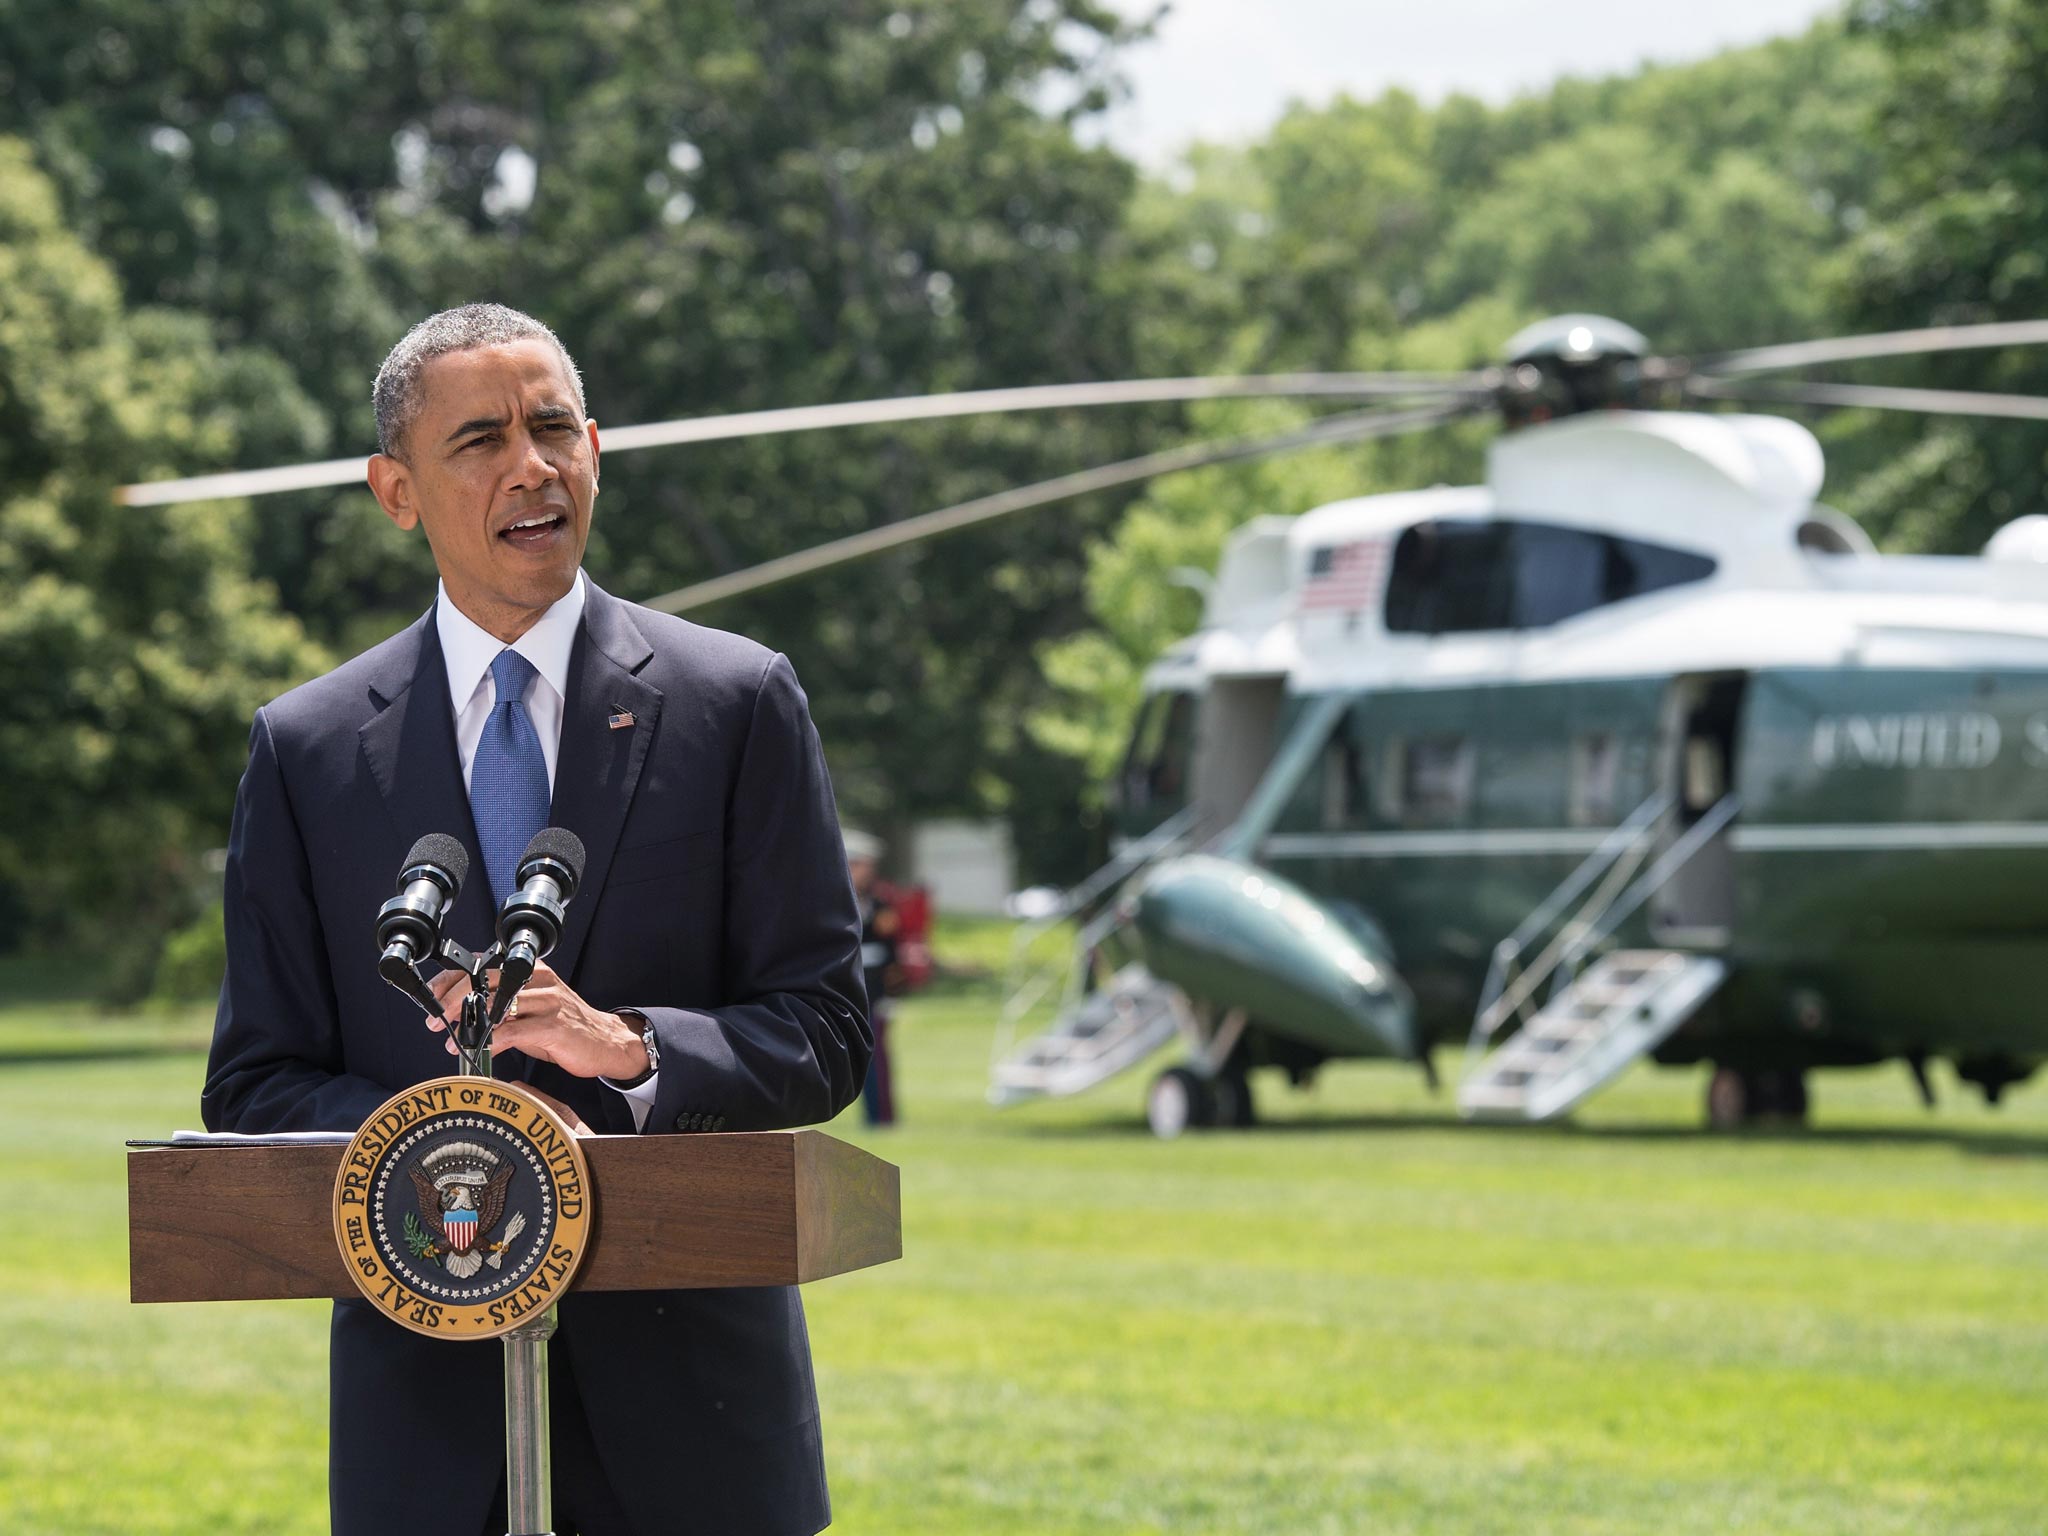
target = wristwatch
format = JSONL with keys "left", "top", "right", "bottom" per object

{"left": 612, "top": 1010, "right": 659, "bottom": 1089}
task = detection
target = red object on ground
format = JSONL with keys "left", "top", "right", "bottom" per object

{"left": 883, "top": 881, "right": 934, "bottom": 992}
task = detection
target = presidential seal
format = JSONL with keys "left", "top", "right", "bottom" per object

{"left": 332, "top": 1078, "right": 593, "bottom": 1339}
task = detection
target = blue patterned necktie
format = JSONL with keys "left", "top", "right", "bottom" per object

{"left": 470, "top": 649, "right": 550, "bottom": 904}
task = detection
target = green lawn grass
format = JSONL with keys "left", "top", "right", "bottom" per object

{"left": 2, "top": 981, "right": 2045, "bottom": 1533}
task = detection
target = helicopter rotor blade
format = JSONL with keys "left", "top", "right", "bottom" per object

{"left": 643, "top": 397, "right": 1483, "bottom": 615}
{"left": 113, "top": 371, "right": 1488, "bottom": 508}
{"left": 1696, "top": 319, "right": 2048, "bottom": 378}
{"left": 115, "top": 453, "right": 376, "bottom": 507}
{"left": 1686, "top": 374, "right": 2048, "bottom": 422}
{"left": 597, "top": 372, "right": 1488, "bottom": 452}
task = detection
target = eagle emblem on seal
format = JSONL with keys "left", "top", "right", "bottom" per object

{"left": 404, "top": 1140, "right": 525, "bottom": 1280}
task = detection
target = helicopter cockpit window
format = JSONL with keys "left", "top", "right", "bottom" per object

{"left": 1512, "top": 524, "right": 1610, "bottom": 628}
{"left": 1383, "top": 522, "right": 1513, "bottom": 633}
{"left": 1384, "top": 518, "right": 1715, "bottom": 634}
{"left": 1117, "top": 690, "right": 1198, "bottom": 823}
{"left": 1606, "top": 535, "right": 1718, "bottom": 601}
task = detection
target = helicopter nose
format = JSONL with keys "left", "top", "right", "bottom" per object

{"left": 1129, "top": 854, "right": 1417, "bottom": 1062}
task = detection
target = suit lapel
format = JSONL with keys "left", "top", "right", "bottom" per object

{"left": 357, "top": 611, "right": 500, "bottom": 955}
{"left": 547, "top": 582, "right": 663, "bottom": 985}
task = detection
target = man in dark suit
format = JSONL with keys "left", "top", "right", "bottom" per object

{"left": 202, "top": 303, "right": 871, "bottom": 1536}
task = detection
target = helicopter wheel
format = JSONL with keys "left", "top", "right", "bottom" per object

{"left": 1706, "top": 1067, "right": 1749, "bottom": 1130}
{"left": 1706, "top": 1066, "right": 1809, "bottom": 1129}
{"left": 1146, "top": 1067, "right": 1211, "bottom": 1139}
{"left": 1753, "top": 1069, "right": 1809, "bottom": 1123}
{"left": 1210, "top": 1067, "right": 1258, "bottom": 1128}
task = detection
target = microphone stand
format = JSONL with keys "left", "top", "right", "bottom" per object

{"left": 406, "top": 934, "right": 556, "bottom": 1536}
{"left": 437, "top": 938, "right": 498, "bottom": 1078}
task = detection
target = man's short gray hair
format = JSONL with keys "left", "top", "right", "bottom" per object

{"left": 372, "top": 303, "right": 587, "bottom": 458}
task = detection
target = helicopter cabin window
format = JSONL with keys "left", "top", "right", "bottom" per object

{"left": 1569, "top": 732, "right": 1622, "bottom": 827}
{"left": 1118, "top": 690, "right": 1198, "bottom": 823}
{"left": 1384, "top": 734, "right": 1473, "bottom": 826}
{"left": 1382, "top": 518, "right": 1716, "bottom": 634}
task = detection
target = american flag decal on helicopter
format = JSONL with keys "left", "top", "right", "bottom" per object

{"left": 1301, "top": 538, "right": 1388, "bottom": 610}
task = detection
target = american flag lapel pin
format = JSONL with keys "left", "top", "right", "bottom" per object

{"left": 608, "top": 706, "right": 636, "bottom": 730}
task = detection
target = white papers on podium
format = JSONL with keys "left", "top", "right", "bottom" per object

{"left": 137, "top": 1129, "right": 355, "bottom": 1147}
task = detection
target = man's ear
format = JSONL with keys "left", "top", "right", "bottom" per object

{"left": 585, "top": 420, "right": 600, "bottom": 487}
{"left": 366, "top": 452, "right": 419, "bottom": 531}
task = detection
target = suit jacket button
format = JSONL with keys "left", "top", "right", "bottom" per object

{"left": 674, "top": 1113, "right": 691, "bottom": 1132}
{"left": 713, "top": 1116, "right": 726, "bottom": 1131}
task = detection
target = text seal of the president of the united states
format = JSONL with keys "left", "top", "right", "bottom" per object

{"left": 332, "top": 1078, "right": 592, "bottom": 1339}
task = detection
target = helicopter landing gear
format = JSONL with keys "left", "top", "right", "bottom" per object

{"left": 1146, "top": 1067, "right": 1207, "bottom": 1139}
{"left": 1145, "top": 1001, "right": 1259, "bottom": 1137}
{"left": 1706, "top": 1065, "right": 1809, "bottom": 1129}
{"left": 1211, "top": 1065, "right": 1258, "bottom": 1128}
{"left": 1145, "top": 1064, "right": 1259, "bottom": 1137}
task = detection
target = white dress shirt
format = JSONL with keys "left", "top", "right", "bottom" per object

{"left": 437, "top": 570, "right": 660, "bottom": 1127}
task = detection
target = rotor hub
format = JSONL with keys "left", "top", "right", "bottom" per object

{"left": 1497, "top": 313, "right": 1680, "bottom": 425}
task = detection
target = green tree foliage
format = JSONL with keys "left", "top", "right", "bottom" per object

{"left": 1430, "top": 132, "right": 1835, "bottom": 351}
{"left": 2, "top": 0, "right": 1151, "bottom": 882}
{"left": 1828, "top": 0, "right": 2048, "bottom": 550}
{"left": 0, "top": 137, "right": 324, "bottom": 978}
{"left": 490, "top": 0, "right": 1154, "bottom": 871}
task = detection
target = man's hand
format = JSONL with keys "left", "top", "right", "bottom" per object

{"left": 425, "top": 961, "right": 648, "bottom": 1082}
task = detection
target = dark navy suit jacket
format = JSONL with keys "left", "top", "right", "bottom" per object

{"left": 202, "top": 580, "right": 871, "bottom": 1536}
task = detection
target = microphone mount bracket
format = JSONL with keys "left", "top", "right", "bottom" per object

{"left": 439, "top": 935, "right": 505, "bottom": 1078}
{"left": 373, "top": 930, "right": 510, "bottom": 1077}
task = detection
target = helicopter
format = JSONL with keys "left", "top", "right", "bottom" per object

{"left": 987, "top": 314, "right": 2048, "bottom": 1135}
{"left": 120, "top": 311, "right": 2048, "bottom": 1136}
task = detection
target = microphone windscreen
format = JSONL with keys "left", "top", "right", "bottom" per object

{"left": 519, "top": 827, "right": 587, "bottom": 893}
{"left": 403, "top": 833, "right": 470, "bottom": 893}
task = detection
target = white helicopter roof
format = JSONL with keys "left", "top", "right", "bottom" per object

{"left": 1161, "top": 516, "right": 1305, "bottom": 682}
{"left": 1516, "top": 579, "right": 2048, "bottom": 679}
{"left": 1155, "top": 407, "right": 2048, "bottom": 697}
{"left": 1281, "top": 412, "right": 1829, "bottom": 580}
{"left": 1489, "top": 411, "right": 1825, "bottom": 530}
{"left": 1985, "top": 514, "right": 2048, "bottom": 564}
{"left": 1288, "top": 483, "right": 1493, "bottom": 553}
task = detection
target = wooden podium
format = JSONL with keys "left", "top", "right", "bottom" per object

{"left": 127, "top": 1128, "right": 900, "bottom": 1533}
{"left": 129, "top": 1129, "right": 900, "bottom": 1302}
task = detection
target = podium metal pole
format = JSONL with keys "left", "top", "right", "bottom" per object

{"left": 504, "top": 1307, "right": 558, "bottom": 1536}
{"left": 455, "top": 986, "right": 556, "bottom": 1536}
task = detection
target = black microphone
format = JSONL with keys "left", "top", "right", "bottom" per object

{"left": 375, "top": 834, "right": 469, "bottom": 1018}
{"left": 490, "top": 827, "right": 586, "bottom": 1024}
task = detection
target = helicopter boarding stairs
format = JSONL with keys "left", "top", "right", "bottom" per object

{"left": 1458, "top": 791, "right": 1737, "bottom": 1122}
{"left": 987, "top": 805, "right": 1204, "bottom": 1104}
